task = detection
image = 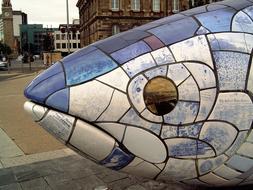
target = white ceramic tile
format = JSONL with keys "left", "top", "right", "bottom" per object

{"left": 178, "top": 76, "right": 199, "bottom": 102}
{"left": 120, "top": 108, "right": 162, "bottom": 135}
{"left": 196, "top": 26, "right": 210, "bottom": 35}
{"left": 158, "top": 158, "right": 197, "bottom": 181}
{"left": 196, "top": 88, "right": 217, "bottom": 122}
{"left": 237, "top": 142, "right": 253, "bottom": 158}
{"left": 232, "top": 11, "right": 253, "bottom": 33}
{"left": 199, "top": 173, "right": 228, "bottom": 185}
{"left": 209, "top": 92, "right": 253, "bottom": 131}
{"left": 39, "top": 110, "right": 75, "bottom": 142}
{"left": 121, "top": 160, "right": 160, "bottom": 178}
{"left": 69, "top": 80, "right": 113, "bottom": 121}
{"left": 95, "top": 123, "right": 126, "bottom": 142}
{"left": 226, "top": 154, "right": 253, "bottom": 172}
{"left": 24, "top": 101, "right": 48, "bottom": 122}
{"left": 170, "top": 35, "right": 213, "bottom": 69}
{"left": 141, "top": 109, "right": 163, "bottom": 123}
{"left": 97, "top": 90, "right": 130, "bottom": 122}
{"left": 151, "top": 47, "right": 175, "bottom": 65}
{"left": 123, "top": 126, "right": 167, "bottom": 163}
{"left": 69, "top": 120, "right": 115, "bottom": 161}
{"left": 183, "top": 179, "right": 207, "bottom": 186}
{"left": 128, "top": 75, "right": 147, "bottom": 113}
{"left": 144, "top": 66, "right": 167, "bottom": 79}
{"left": 163, "top": 101, "right": 199, "bottom": 125}
{"left": 167, "top": 63, "right": 190, "bottom": 86}
{"left": 155, "top": 163, "right": 165, "bottom": 170}
{"left": 198, "top": 154, "right": 228, "bottom": 175}
{"left": 125, "top": 157, "right": 143, "bottom": 167}
{"left": 214, "top": 165, "right": 242, "bottom": 180}
{"left": 248, "top": 60, "right": 253, "bottom": 93}
{"left": 178, "top": 123, "right": 202, "bottom": 138}
{"left": 200, "top": 122, "right": 237, "bottom": 155}
{"left": 184, "top": 62, "right": 216, "bottom": 90}
{"left": 208, "top": 33, "right": 253, "bottom": 53}
{"left": 247, "top": 130, "right": 253, "bottom": 143}
{"left": 97, "top": 67, "right": 130, "bottom": 92}
{"left": 226, "top": 131, "right": 248, "bottom": 157}
{"left": 122, "top": 53, "right": 156, "bottom": 77}
{"left": 161, "top": 125, "right": 178, "bottom": 139}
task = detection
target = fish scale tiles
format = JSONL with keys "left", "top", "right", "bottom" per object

{"left": 24, "top": 0, "right": 253, "bottom": 187}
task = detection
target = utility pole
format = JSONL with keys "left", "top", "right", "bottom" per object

{"left": 66, "top": 0, "right": 70, "bottom": 54}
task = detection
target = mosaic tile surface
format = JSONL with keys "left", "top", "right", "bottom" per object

{"left": 24, "top": 0, "right": 253, "bottom": 187}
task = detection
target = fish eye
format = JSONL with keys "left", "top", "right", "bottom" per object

{"left": 144, "top": 77, "right": 178, "bottom": 116}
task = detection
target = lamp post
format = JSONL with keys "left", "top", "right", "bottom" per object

{"left": 66, "top": 0, "right": 71, "bottom": 54}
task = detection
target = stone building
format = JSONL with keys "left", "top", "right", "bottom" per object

{"left": 76, "top": 0, "right": 220, "bottom": 47}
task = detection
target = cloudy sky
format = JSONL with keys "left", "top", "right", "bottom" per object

{"left": 7, "top": 0, "right": 79, "bottom": 27}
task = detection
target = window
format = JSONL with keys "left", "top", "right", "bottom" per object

{"left": 73, "top": 33, "right": 76, "bottom": 40}
{"left": 73, "top": 43, "right": 77, "bottom": 49}
{"left": 62, "top": 43, "right": 66, "bottom": 49}
{"left": 112, "top": 25, "right": 120, "bottom": 35}
{"left": 56, "top": 34, "right": 60, "bottom": 40}
{"left": 56, "top": 43, "right": 61, "bottom": 49}
{"left": 111, "top": 0, "right": 119, "bottom": 11}
{"left": 172, "top": 0, "right": 179, "bottom": 13}
{"left": 152, "top": 0, "right": 160, "bottom": 12}
{"left": 62, "top": 34, "right": 66, "bottom": 40}
{"left": 68, "top": 43, "right": 72, "bottom": 49}
{"left": 131, "top": 0, "right": 140, "bottom": 11}
{"left": 78, "top": 34, "right": 80, "bottom": 39}
{"left": 144, "top": 77, "right": 178, "bottom": 116}
{"left": 78, "top": 43, "right": 81, "bottom": 48}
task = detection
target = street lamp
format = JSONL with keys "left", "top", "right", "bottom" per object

{"left": 66, "top": 0, "right": 71, "bottom": 54}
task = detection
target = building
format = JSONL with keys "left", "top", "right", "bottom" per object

{"left": 20, "top": 24, "right": 57, "bottom": 55}
{"left": 77, "top": 0, "right": 221, "bottom": 47}
{"left": 53, "top": 21, "right": 81, "bottom": 56}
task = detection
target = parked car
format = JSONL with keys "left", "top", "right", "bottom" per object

{"left": 0, "top": 60, "right": 7, "bottom": 70}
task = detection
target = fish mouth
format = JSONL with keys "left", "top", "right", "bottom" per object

{"left": 23, "top": 101, "right": 117, "bottom": 162}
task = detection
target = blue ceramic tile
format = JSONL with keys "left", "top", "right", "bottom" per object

{"left": 213, "top": 51, "right": 250, "bottom": 90}
{"left": 168, "top": 139, "right": 197, "bottom": 158}
{"left": 46, "top": 88, "right": 69, "bottom": 113}
{"left": 63, "top": 49, "right": 118, "bottom": 86}
{"left": 196, "top": 26, "right": 210, "bottom": 35}
{"left": 178, "top": 123, "right": 203, "bottom": 138}
{"left": 111, "top": 41, "right": 151, "bottom": 64}
{"left": 216, "top": 0, "right": 253, "bottom": 10}
{"left": 232, "top": 11, "right": 253, "bottom": 33}
{"left": 24, "top": 72, "right": 65, "bottom": 104}
{"left": 243, "top": 5, "right": 253, "bottom": 20}
{"left": 197, "top": 141, "right": 214, "bottom": 157}
{"left": 120, "top": 30, "right": 150, "bottom": 43}
{"left": 195, "top": 8, "right": 236, "bottom": 32}
{"left": 148, "top": 17, "right": 199, "bottom": 45}
{"left": 181, "top": 6, "right": 207, "bottom": 16}
{"left": 227, "top": 155, "right": 253, "bottom": 172}
{"left": 206, "top": 4, "right": 228, "bottom": 12}
{"left": 100, "top": 147, "right": 134, "bottom": 171}
{"left": 144, "top": 66, "right": 167, "bottom": 79}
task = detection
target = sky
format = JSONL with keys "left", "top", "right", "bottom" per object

{"left": 5, "top": 0, "right": 79, "bottom": 27}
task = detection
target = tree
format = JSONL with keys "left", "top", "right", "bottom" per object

{"left": 0, "top": 42, "right": 12, "bottom": 56}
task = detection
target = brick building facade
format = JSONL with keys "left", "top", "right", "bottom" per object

{"left": 76, "top": 0, "right": 219, "bottom": 47}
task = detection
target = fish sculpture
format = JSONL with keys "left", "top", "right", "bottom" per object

{"left": 24, "top": 0, "right": 253, "bottom": 187}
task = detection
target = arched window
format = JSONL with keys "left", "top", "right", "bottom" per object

{"left": 153, "top": 0, "right": 160, "bottom": 12}
{"left": 131, "top": 0, "right": 140, "bottom": 11}
{"left": 112, "top": 25, "right": 120, "bottom": 35}
{"left": 111, "top": 0, "right": 119, "bottom": 11}
{"left": 172, "top": 0, "right": 179, "bottom": 13}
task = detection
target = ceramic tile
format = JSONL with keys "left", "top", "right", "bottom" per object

{"left": 209, "top": 92, "right": 253, "bottom": 131}
{"left": 46, "top": 88, "right": 69, "bottom": 113}
{"left": 120, "top": 30, "right": 151, "bottom": 43}
{"left": 143, "top": 35, "right": 164, "bottom": 50}
{"left": 243, "top": 5, "right": 253, "bottom": 20}
{"left": 196, "top": 88, "right": 217, "bottom": 122}
{"left": 69, "top": 80, "right": 114, "bottom": 121}
{"left": 216, "top": 0, "right": 253, "bottom": 10}
{"left": 64, "top": 49, "right": 118, "bottom": 86}
{"left": 163, "top": 101, "right": 199, "bottom": 125}
{"left": 248, "top": 130, "right": 253, "bottom": 143}
{"left": 199, "top": 173, "right": 228, "bottom": 185}
{"left": 226, "top": 131, "right": 248, "bottom": 157}
{"left": 178, "top": 76, "right": 199, "bottom": 102}
{"left": 200, "top": 121, "right": 237, "bottom": 155}
{"left": 69, "top": 120, "right": 115, "bottom": 161}
{"left": 195, "top": 8, "right": 236, "bottom": 32}
{"left": 161, "top": 125, "right": 178, "bottom": 139}
{"left": 122, "top": 53, "right": 156, "bottom": 77}
{"left": 170, "top": 36, "right": 213, "bottom": 69}
{"left": 184, "top": 62, "right": 216, "bottom": 89}
{"left": 167, "top": 64, "right": 190, "bottom": 86}
{"left": 24, "top": 102, "right": 48, "bottom": 122}
{"left": 208, "top": 33, "right": 253, "bottom": 54}
{"left": 148, "top": 17, "right": 199, "bottom": 45}
{"left": 96, "top": 123, "right": 126, "bottom": 142}
{"left": 121, "top": 160, "right": 160, "bottom": 178}
{"left": 128, "top": 75, "right": 147, "bottom": 113}
{"left": 206, "top": 4, "right": 228, "bottom": 12}
{"left": 196, "top": 26, "right": 210, "bottom": 35}
{"left": 123, "top": 126, "right": 167, "bottom": 163}
{"left": 144, "top": 66, "right": 167, "bottom": 79}
{"left": 226, "top": 155, "right": 253, "bottom": 172}
{"left": 141, "top": 109, "right": 163, "bottom": 123}
{"left": 237, "top": 142, "right": 253, "bottom": 158}
{"left": 248, "top": 60, "right": 253, "bottom": 93}
{"left": 39, "top": 110, "right": 75, "bottom": 142}
{"left": 111, "top": 41, "right": 151, "bottom": 64}
{"left": 120, "top": 109, "right": 162, "bottom": 135}
{"left": 182, "top": 5, "right": 207, "bottom": 16}
{"left": 97, "top": 90, "right": 130, "bottom": 122}
{"left": 197, "top": 140, "right": 216, "bottom": 158}
{"left": 183, "top": 179, "right": 206, "bottom": 186}
{"left": 158, "top": 158, "right": 197, "bottom": 181}
{"left": 198, "top": 154, "right": 228, "bottom": 175}
{"left": 151, "top": 47, "right": 175, "bottom": 65}
{"left": 97, "top": 67, "right": 130, "bottom": 92}
{"left": 214, "top": 165, "right": 242, "bottom": 180}
{"left": 100, "top": 147, "right": 134, "bottom": 170}
{"left": 213, "top": 51, "right": 250, "bottom": 90}
{"left": 178, "top": 123, "right": 203, "bottom": 138}
{"left": 232, "top": 11, "right": 253, "bottom": 33}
